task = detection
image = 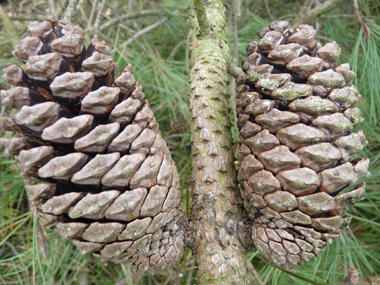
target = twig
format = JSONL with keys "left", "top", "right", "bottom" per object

{"left": 99, "top": 10, "right": 159, "bottom": 31}
{"left": 263, "top": 0, "right": 275, "bottom": 21}
{"left": 228, "top": 62, "right": 244, "bottom": 79}
{"left": 321, "top": 14, "right": 356, "bottom": 18}
{"left": 93, "top": 0, "right": 107, "bottom": 38}
{"left": 9, "top": 17, "right": 41, "bottom": 21}
{"left": 7, "top": 0, "right": 15, "bottom": 14}
{"left": 352, "top": 0, "right": 371, "bottom": 38}
{"left": 102, "top": 13, "right": 134, "bottom": 37}
{"left": 193, "top": 0, "right": 211, "bottom": 36}
{"left": 0, "top": 106, "right": 6, "bottom": 118}
{"left": 78, "top": 4, "right": 89, "bottom": 25}
{"left": 167, "top": 40, "right": 187, "bottom": 61}
{"left": 185, "top": 31, "right": 190, "bottom": 73}
{"left": 353, "top": 0, "right": 365, "bottom": 26}
{"left": 36, "top": 216, "right": 48, "bottom": 258}
{"left": 133, "top": 270, "right": 144, "bottom": 285}
{"left": 294, "top": 0, "right": 346, "bottom": 26}
{"left": 64, "top": 0, "right": 78, "bottom": 22}
{"left": 229, "top": 0, "right": 239, "bottom": 155}
{"left": 48, "top": 0, "right": 57, "bottom": 18}
{"left": 120, "top": 18, "right": 168, "bottom": 48}
{"left": 3, "top": 241, "right": 30, "bottom": 280}
{"left": 294, "top": 0, "right": 313, "bottom": 24}
{"left": 88, "top": 0, "right": 99, "bottom": 30}
{"left": 247, "top": 262, "right": 264, "bottom": 285}
{"left": 331, "top": 267, "right": 380, "bottom": 285}
{"left": 232, "top": 0, "right": 239, "bottom": 65}
{"left": 0, "top": 6, "right": 19, "bottom": 46}
{"left": 186, "top": 268, "right": 194, "bottom": 285}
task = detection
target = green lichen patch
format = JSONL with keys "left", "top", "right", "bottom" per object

{"left": 272, "top": 83, "right": 312, "bottom": 102}
{"left": 289, "top": 96, "right": 337, "bottom": 115}
{"left": 308, "top": 69, "right": 345, "bottom": 88}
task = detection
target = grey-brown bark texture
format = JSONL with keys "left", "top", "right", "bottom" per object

{"left": 0, "top": 19, "right": 187, "bottom": 273}
{"left": 186, "top": 0, "right": 250, "bottom": 284}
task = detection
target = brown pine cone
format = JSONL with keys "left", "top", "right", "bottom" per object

{"left": 237, "top": 21, "right": 369, "bottom": 268}
{"left": 0, "top": 18, "right": 187, "bottom": 273}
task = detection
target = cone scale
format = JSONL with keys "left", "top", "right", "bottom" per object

{"left": 237, "top": 21, "right": 369, "bottom": 268}
{"left": 0, "top": 19, "right": 187, "bottom": 272}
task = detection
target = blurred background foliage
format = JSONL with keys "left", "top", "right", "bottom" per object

{"left": 0, "top": 0, "right": 379, "bottom": 284}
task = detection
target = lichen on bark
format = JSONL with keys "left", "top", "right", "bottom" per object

{"left": 186, "top": 0, "right": 251, "bottom": 284}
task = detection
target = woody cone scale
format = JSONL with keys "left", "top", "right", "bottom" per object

{"left": 0, "top": 19, "right": 187, "bottom": 272}
{"left": 237, "top": 21, "right": 370, "bottom": 268}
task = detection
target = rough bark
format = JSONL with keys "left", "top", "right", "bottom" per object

{"left": 186, "top": 0, "right": 250, "bottom": 284}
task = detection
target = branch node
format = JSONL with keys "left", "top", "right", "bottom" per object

{"left": 193, "top": 0, "right": 211, "bottom": 36}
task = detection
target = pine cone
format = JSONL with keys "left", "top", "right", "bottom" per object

{"left": 0, "top": 19, "right": 187, "bottom": 272}
{"left": 237, "top": 21, "right": 369, "bottom": 268}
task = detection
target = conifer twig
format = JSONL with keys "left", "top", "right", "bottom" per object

{"left": 93, "top": 0, "right": 107, "bottom": 38}
{"left": 185, "top": 31, "right": 190, "bottom": 72}
{"left": 193, "top": 0, "right": 211, "bottom": 36}
{"left": 87, "top": 0, "right": 99, "bottom": 30}
{"left": 167, "top": 40, "right": 187, "bottom": 61}
{"left": 99, "top": 10, "right": 159, "bottom": 31}
{"left": 232, "top": 0, "right": 239, "bottom": 65}
{"left": 64, "top": 0, "right": 78, "bottom": 22}
{"left": 48, "top": 0, "right": 57, "bottom": 18}
{"left": 352, "top": 0, "right": 365, "bottom": 27}
{"left": 120, "top": 18, "right": 168, "bottom": 48}
{"left": 331, "top": 267, "right": 380, "bottom": 285}
{"left": 352, "top": 0, "right": 371, "bottom": 38}
{"left": 263, "top": 0, "right": 275, "bottom": 21}
{"left": 294, "top": 0, "right": 346, "bottom": 26}
{"left": 247, "top": 262, "right": 263, "bottom": 285}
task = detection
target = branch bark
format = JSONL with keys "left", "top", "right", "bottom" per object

{"left": 120, "top": 18, "right": 168, "bottom": 48}
{"left": 64, "top": 0, "right": 78, "bottom": 22}
{"left": 294, "top": 0, "right": 346, "bottom": 27}
{"left": 193, "top": 0, "right": 211, "bottom": 36}
{"left": 332, "top": 268, "right": 380, "bottom": 285}
{"left": 99, "top": 10, "right": 159, "bottom": 31}
{"left": 186, "top": 0, "right": 251, "bottom": 284}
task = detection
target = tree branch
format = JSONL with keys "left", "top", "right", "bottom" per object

{"left": 167, "top": 40, "right": 187, "bottom": 61}
{"left": 186, "top": 0, "right": 250, "bottom": 284}
{"left": 93, "top": 0, "right": 107, "bottom": 38}
{"left": 64, "top": 0, "right": 78, "bottom": 22}
{"left": 352, "top": 0, "right": 365, "bottom": 26}
{"left": 193, "top": 0, "right": 211, "bottom": 36}
{"left": 352, "top": 0, "right": 371, "bottom": 38}
{"left": 99, "top": 10, "right": 160, "bottom": 31}
{"left": 120, "top": 18, "right": 168, "bottom": 48}
{"left": 87, "top": 0, "right": 99, "bottom": 31}
{"left": 231, "top": 0, "right": 239, "bottom": 65}
{"left": 295, "top": 0, "right": 346, "bottom": 27}
{"left": 331, "top": 268, "right": 380, "bottom": 285}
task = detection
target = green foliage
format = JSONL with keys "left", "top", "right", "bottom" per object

{"left": 1, "top": 0, "right": 380, "bottom": 284}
